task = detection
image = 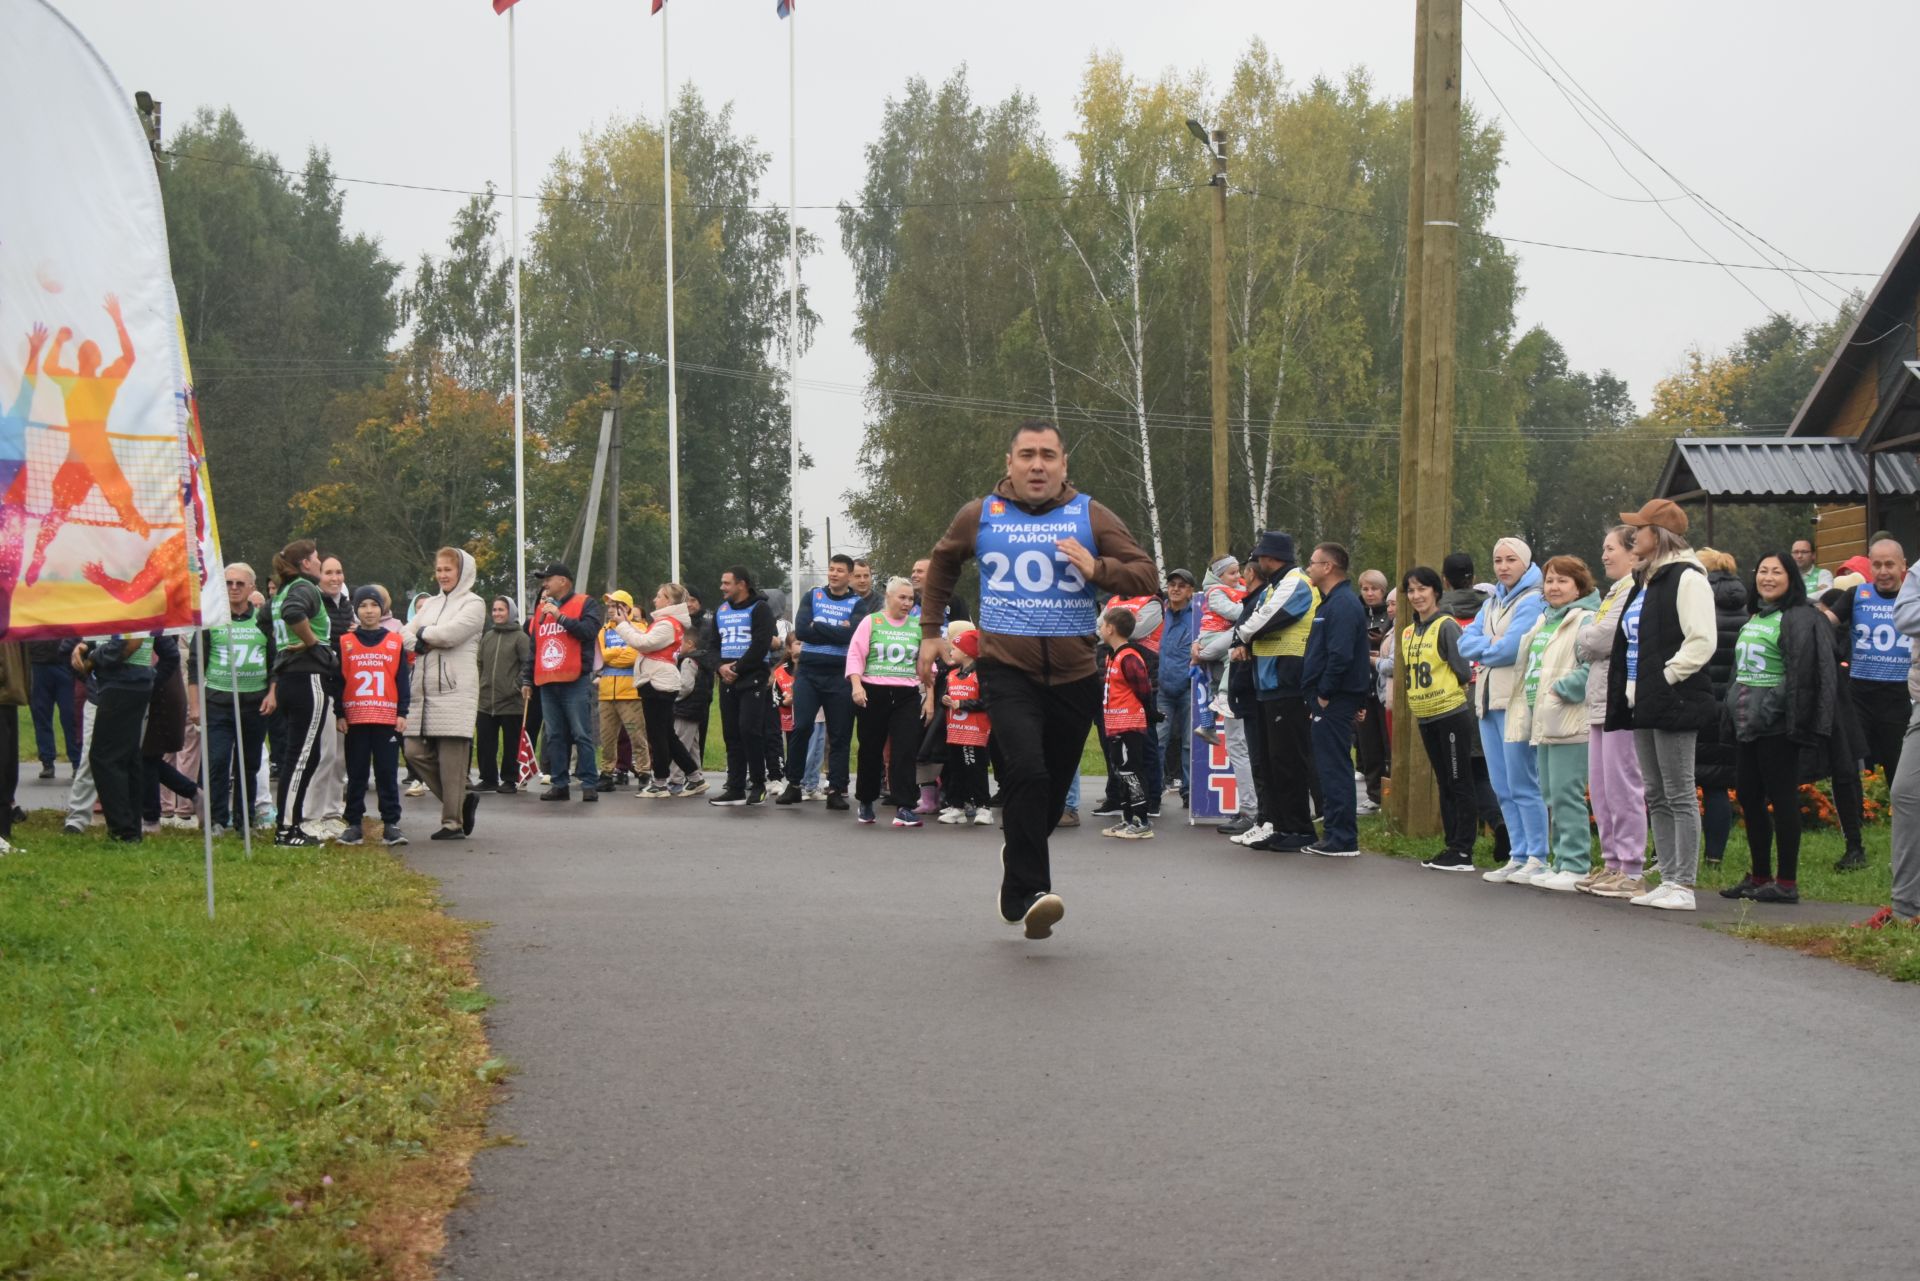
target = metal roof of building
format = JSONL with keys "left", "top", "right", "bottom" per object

{"left": 1656, "top": 436, "right": 1920, "bottom": 504}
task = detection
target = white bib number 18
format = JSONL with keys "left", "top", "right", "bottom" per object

{"left": 980, "top": 550, "right": 1086, "bottom": 595}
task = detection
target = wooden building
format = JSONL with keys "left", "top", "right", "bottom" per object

{"left": 1656, "top": 209, "right": 1920, "bottom": 570}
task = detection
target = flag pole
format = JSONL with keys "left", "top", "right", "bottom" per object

{"left": 231, "top": 653, "right": 251, "bottom": 859}
{"left": 509, "top": 5, "right": 528, "bottom": 621}
{"left": 197, "top": 635, "right": 215, "bottom": 920}
{"left": 787, "top": 2, "right": 800, "bottom": 603}
{"left": 663, "top": 3, "right": 682, "bottom": 585}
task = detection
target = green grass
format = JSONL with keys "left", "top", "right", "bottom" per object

{"left": 1728, "top": 920, "right": 1920, "bottom": 982}
{"left": 1357, "top": 812, "right": 1895, "bottom": 907}
{"left": 0, "top": 816, "right": 492, "bottom": 1280}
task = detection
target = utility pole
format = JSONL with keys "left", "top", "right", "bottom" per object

{"left": 1389, "top": 0, "right": 1462, "bottom": 838}
{"left": 1185, "top": 117, "right": 1233, "bottom": 557}
{"left": 582, "top": 343, "right": 637, "bottom": 592}
{"left": 606, "top": 348, "right": 626, "bottom": 593}
{"left": 1207, "top": 128, "right": 1231, "bottom": 559}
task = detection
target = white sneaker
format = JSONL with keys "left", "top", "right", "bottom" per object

{"left": 1355, "top": 796, "right": 1380, "bottom": 816}
{"left": 803, "top": 788, "right": 827, "bottom": 802}
{"left": 937, "top": 807, "right": 969, "bottom": 825}
{"left": 1231, "top": 821, "right": 1273, "bottom": 847}
{"left": 1629, "top": 881, "right": 1673, "bottom": 907}
{"left": 159, "top": 815, "right": 199, "bottom": 830}
{"left": 972, "top": 809, "right": 994, "bottom": 826}
{"left": 1649, "top": 884, "right": 1696, "bottom": 911}
{"left": 1510, "top": 858, "right": 1550, "bottom": 885}
{"left": 1483, "top": 858, "right": 1530, "bottom": 883}
{"left": 1536, "top": 869, "right": 1581, "bottom": 892}
{"left": 405, "top": 780, "right": 428, "bottom": 798}
{"left": 1208, "top": 693, "right": 1231, "bottom": 719}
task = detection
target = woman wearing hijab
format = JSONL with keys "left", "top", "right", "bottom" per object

{"left": 1459, "top": 536, "right": 1549, "bottom": 884}
{"left": 401, "top": 548, "right": 486, "bottom": 839}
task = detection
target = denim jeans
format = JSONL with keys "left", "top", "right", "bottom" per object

{"left": 785, "top": 661, "right": 852, "bottom": 792}
{"left": 539, "top": 676, "right": 598, "bottom": 787}
{"left": 1155, "top": 683, "right": 1190, "bottom": 798}
{"left": 30, "top": 661, "right": 78, "bottom": 766}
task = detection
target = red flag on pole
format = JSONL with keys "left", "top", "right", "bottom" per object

{"left": 777, "top": 0, "right": 794, "bottom": 15}
{"left": 493, "top": 0, "right": 522, "bottom": 13}
{"left": 651, "top": 0, "right": 665, "bottom": 12}
{"left": 517, "top": 728, "right": 540, "bottom": 785}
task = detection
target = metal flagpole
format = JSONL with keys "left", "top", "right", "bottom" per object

{"left": 509, "top": 6, "right": 528, "bottom": 620}
{"left": 197, "top": 634, "right": 215, "bottom": 920}
{"left": 663, "top": 4, "right": 683, "bottom": 584}
{"left": 787, "top": 4, "right": 800, "bottom": 602}
{"left": 229, "top": 633, "right": 252, "bottom": 859}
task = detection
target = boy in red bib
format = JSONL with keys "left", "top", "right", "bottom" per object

{"left": 334, "top": 586, "right": 411, "bottom": 846}
{"left": 1099, "top": 606, "right": 1155, "bottom": 839}
{"left": 939, "top": 621, "right": 994, "bottom": 825}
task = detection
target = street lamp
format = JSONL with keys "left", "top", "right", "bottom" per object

{"left": 1186, "top": 117, "right": 1230, "bottom": 558}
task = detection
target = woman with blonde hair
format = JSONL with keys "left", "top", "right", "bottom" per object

{"left": 1606, "top": 501, "right": 1719, "bottom": 911}
{"left": 619, "top": 582, "right": 704, "bottom": 798}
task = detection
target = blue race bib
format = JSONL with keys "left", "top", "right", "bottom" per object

{"left": 801, "top": 587, "right": 856, "bottom": 658}
{"left": 1851, "top": 584, "right": 1913, "bottom": 681}
{"left": 974, "top": 494, "right": 1098, "bottom": 638}
{"left": 1623, "top": 591, "right": 1645, "bottom": 683}
{"left": 716, "top": 602, "right": 754, "bottom": 660}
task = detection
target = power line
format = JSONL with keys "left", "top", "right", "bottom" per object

{"left": 160, "top": 148, "right": 1200, "bottom": 215}
{"left": 163, "top": 146, "right": 1877, "bottom": 279}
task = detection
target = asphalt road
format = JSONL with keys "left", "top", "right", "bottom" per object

{"left": 411, "top": 783, "right": 1919, "bottom": 1281}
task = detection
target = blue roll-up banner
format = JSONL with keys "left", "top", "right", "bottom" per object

{"left": 1189, "top": 668, "right": 1238, "bottom": 822}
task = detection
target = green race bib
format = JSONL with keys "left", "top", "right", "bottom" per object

{"left": 206, "top": 619, "right": 270, "bottom": 693}
{"left": 864, "top": 615, "right": 920, "bottom": 680}
{"left": 1734, "top": 612, "right": 1785, "bottom": 689}
{"left": 1523, "top": 617, "right": 1562, "bottom": 708}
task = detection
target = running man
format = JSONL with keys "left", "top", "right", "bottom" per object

{"left": 917, "top": 420, "right": 1157, "bottom": 939}
{"left": 29, "top": 294, "right": 152, "bottom": 585}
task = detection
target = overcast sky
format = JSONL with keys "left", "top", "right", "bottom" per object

{"left": 60, "top": 0, "right": 1920, "bottom": 559}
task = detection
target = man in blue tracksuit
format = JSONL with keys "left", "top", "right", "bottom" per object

{"left": 1156, "top": 568, "right": 1200, "bottom": 807}
{"left": 775, "top": 553, "right": 860, "bottom": 811}
{"left": 1301, "top": 543, "right": 1372, "bottom": 857}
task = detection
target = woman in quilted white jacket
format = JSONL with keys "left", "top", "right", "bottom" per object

{"left": 1504, "top": 556, "right": 1601, "bottom": 891}
{"left": 401, "top": 547, "right": 486, "bottom": 838}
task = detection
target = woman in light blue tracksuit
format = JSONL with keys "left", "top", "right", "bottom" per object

{"left": 1457, "top": 538, "right": 1549, "bottom": 881}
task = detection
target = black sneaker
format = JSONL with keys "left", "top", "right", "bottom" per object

{"left": 1146, "top": 808, "right": 1162, "bottom": 819}
{"left": 774, "top": 783, "right": 804, "bottom": 806}
{"left": 1753, "top": 881, "right": 1800, "bottom": 904}
{"left": 1835, "top": 846, "right": 1868, "bottom": 872}
{"left": 1422, "top": 848, "right": 1476, "bottom": 873}
{"left": 462, "top": 791, "right": 480, "bottom": 834}
{"left": 1020, "top": 892, "right": 1065, "bottom": 940}
{"left": 429, "top": 827, "right": 465, "bottom": 841}
{"left": 382, "top": 827, "right": 409, "bottom": 847}
{"left": 1719, "top": 875, "right": 1766, "bottom": 900}
{"left": 595, "top": 773, "right": 618, "bottom": 793}
{"left": 539, "top": 786, "right": 570, "bottom": 802}
{"left": 1253, "top": 831, "right": 1313, "bottom": 852}
{"left": 580, "top": 786, "right": 597, "bottom": 803}
{"left": 708, "top": 789, "right": 749, "bottom": 807}
{"left": 825, "top": 792, "right": 850, "bottom": 812}
{"left": 1091, "top": 803, "right": 1123, "bottom": 818}
{"left": 335, "top": 822, "right": 366, "bottom": 846}
{"left": 495, "top": 782, "right": 517, "bottom": 795}
{"left": 1302, "top": 842, "right": 1360, "bottom": 858}
{"left": 37, "top": 763, "right": 54, "bottom": 779}
{"left": 746, "top": 786, "right": 766, "bottom": 806}
{"left": 1215, "top": 815, "right": 1255, "bottom": 837}
{"left": 275, "top": 827, "right": 322, "bottom": 848}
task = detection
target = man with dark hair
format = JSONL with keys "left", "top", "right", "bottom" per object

{"left": 777, "top": 553, "right": 859, "bottom": 809}
{"left": 1792, "top": 537, "right": 1831, "bottom": 595}
{"left": 524, "top": 561, "right": 604, "bottom": 802}
{"left": 1302, "top": 542, "right": 1369, "bottom": 857}
{"left": 710, "top": 566, "right": 777, "bottom": 806}
{"left": 919, "top": 419, "right": 1157, "bottom": 938}
{"left": 1231, "top": 531, "right": 1319, "bottom": 851}
{"left": 1439, "top": 551, "right": 1485, "bottom": 622}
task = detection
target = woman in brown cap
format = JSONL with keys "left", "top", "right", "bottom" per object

{"left": 1604, "top": 499, "right": 1719, "bottom": 911}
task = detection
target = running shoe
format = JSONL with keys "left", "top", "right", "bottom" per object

{"left": 857, "top": 802, "right": 876, "bottom": 824}
{"left": 893, "top": 806, "right": 923, "bottom": 828}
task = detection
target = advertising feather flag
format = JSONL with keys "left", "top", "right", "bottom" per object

{"left": 0, "top": 0, "right": 224, "bottom": 640}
